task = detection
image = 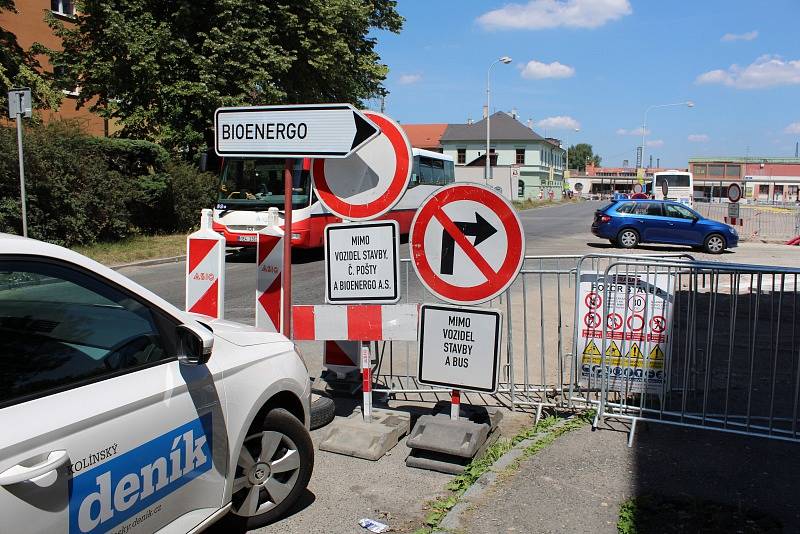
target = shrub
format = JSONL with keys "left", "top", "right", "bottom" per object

{"left": 0, "top": 120, "right": 216, "bottom": 246}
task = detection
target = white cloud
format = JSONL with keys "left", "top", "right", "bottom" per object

{"left": 536, "top": 116, "right": 581, "bottom": 130}
{"left": 688, "top": 134, "right": 709, "bottom": 142}
{"left": 520, "top": 60, "right": 575, "bottom": 79}
{"left": 616, "top": 127, "right": 650, "bottom": 136}
{"left": 398, "top": 73, "right": 422, "bottom": 85}
{"left": 785, "top": 122, "right": 800, "bottom": 134}
{"left": 477, "top": 0, "right": 632, "bottom": 30}
{"left": 695, "top": 55, "right": 800, "bottom": 89}
{"left": 646, "top": 139, "right": 664, "bottom": 148}
{"left": 721, "top": 30, "right": 758, "bottom": 42}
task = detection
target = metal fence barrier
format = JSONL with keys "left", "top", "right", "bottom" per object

{"left": 695, "top": 203, "right": 800, "bottom": 241}
{"left": 587, "top": 259, "right": 800, "bottom": 445}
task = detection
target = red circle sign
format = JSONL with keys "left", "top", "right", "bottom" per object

{"left": 649, "top": 315, "right": 667, "bottom": 333}
{"left": 311, "top": 111, "right": 411, "bottom": 221}
{"left": 727, "top": 183, "right": 742, "bottom": 203}
{"left": 606, "top": 312, "right": 623, "bottom": 331}
{"left": 626, "top": 314, "right": 645, "bottom": 332}
{"left": 410, "top": 183, "right": 525, "bottom": 305}
{"left": 585, "top": 292, "right": 602, "bottom": 309}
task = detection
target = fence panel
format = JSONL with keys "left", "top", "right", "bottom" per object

{"left": 591, "top": 259, "right": 800, "bottom": 445}
{"left": 695, "top": 203, "right": 800, "bottom": 241}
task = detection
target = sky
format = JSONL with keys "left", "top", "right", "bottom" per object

{"left": 373, "top": 0, "right": 800, "bottom": 168}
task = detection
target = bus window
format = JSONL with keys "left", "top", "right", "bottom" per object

{"left": 444, "top": 161, "right": 455, "bottom": 182}
{"left": 218, "top": 158, "right": 310, "bottom": 210}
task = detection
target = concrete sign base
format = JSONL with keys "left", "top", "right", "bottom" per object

{"left": 319, "top": 408, "right": 410, "bottom": 461}
{"left": 405, "top": 403, "right": 503, "bottom": 474}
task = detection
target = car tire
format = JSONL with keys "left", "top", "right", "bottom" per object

{"left": 704, "top": 233, "right": 726, "bottom": 254}
{"left": 310, "top": 393, "right": 335, "bottom": 430}
{"left": 228, "top": 408, "right": 314, "bottom": 530}
{"left": 617, "top": 229, "right": 639, "bottom": 249}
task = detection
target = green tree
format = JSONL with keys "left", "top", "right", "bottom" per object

{"left": 0, "top": 0, "right": 62, "bottom": 115}
{"left": 567, "top": 143, "right": 601, "bottom": 171}
{"left": 50, "top": 0, "right": 403, "bottom": 158}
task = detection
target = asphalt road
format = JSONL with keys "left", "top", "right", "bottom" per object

{"left": 118, "top": 200, "right": 601, "bottom": 323}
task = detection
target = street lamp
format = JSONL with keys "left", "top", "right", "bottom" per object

{"left": 486, "top": 56, "right": 512, "bottom": 184}
{"left": 640, "top": 100, "right": 694, "bottom": 173}
{"left": 564, "top": 127, "right": 580, "bottom": 176}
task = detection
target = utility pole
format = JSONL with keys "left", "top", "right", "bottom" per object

{"left": 8, "top": 88, "right": 32, "bottom": 237}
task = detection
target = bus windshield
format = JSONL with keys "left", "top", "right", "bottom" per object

{"left": 656, "top": 174, "right": 691, "bottom": 187}
{"left": 217, "top": 159, "right": 310, "bottom": 211}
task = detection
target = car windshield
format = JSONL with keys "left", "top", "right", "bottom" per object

{"left": 217, "top": 158, "right": 311, "bottom": 211}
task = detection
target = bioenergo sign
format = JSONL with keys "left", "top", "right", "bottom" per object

{"left": 214, "top": 103, "right": 379, "bottom": 158}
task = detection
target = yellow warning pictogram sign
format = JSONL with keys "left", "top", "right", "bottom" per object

{"left": 648, "top": 344, "right": 665, "bottom": 369}
{"left": 606, "top": 340, "right": 622, "bottom": 358}
{"left": 582, "top": 340, "right": 601, "bottom": 364}
{"left": 583, "top": 340, "right": 600, "bottom": 356}
{"left": 626, "top": 342, "right": 644, "bottom": 361}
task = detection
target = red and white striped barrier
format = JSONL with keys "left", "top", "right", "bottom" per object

{"left": 361, "top": 344, "right": 372, "bottom": 423}
{"left": 186, "top": 209, "right": 225, "bottom": 318}
{"left": 724, "top": 216, "right": 744, "bottom": 226}
{"left": 292, "top": 304, "right": 418, "bottom": 341}
{"left": 256, "top": 225, "right": 284, "bottom": 332}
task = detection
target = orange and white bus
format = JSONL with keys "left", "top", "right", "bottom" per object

{"left": 212, "top": 148, "right": 455, "bottom": 248}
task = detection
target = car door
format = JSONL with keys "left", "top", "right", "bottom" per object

{"left": 628, "top": 202, "right": 664, "bottom": 242}
{"left": 0, "top": 258, "right": 227, "bottom": 534}
{"left": 662, "top": 203, "right": 704, "bottom": 245}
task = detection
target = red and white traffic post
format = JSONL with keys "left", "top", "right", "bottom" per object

{"left": 451, "top": 389, "right": 461, "bottom": 420}
{"left": 186, "top": 209, "right": 225, "bottom": 318}
{"left": 255, "top": 209, "right": 283, "bottom": 331}
{"left": 361, "top": 343, "right": 372, "bottom": 423}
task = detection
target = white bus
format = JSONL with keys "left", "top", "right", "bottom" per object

{"left": 212, "top": 148, "right": 455, "bottom": 248}
{"left": 652, "top": 170, "right": 693, "bottom": 207}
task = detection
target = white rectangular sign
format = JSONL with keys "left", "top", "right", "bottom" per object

{"left": 417, "top": 304, "right": 502, "bottom": 393}
{"left": 214, "top": 103, "right": 379, "bottom": 158}
{"left": 727, "top": 202, "right": 740, "bottom": 219}
{"left": 325, "top": 220, "right": 400, "bottom": 304}
{"left": 577, "top": 271, "right": 675, "bottom": 394}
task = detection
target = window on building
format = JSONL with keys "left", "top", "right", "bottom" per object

{"left": 51, "top": 0, "right": 75, "bottom": 16}
{"left": 515, "top": 149, "right": 525, "bottom": 165}
{"left": 693, "top": 164, "right": 707, "bottom": 177}
{"left": 457, "top": 148, "right": 466, "bottom": 165}
{"left": 725, "top": 164, "right": 741, "bottom": 178}
{"left": 53, "top": 65, "right": 79, "bottom": 96}
{"left": 708, "top": 165, "right": 725, "bottom": 177}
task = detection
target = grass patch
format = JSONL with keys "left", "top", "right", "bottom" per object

{"left": 73, "top": 234, "right": 187, "bottom": 266}
{"left": 512, "top": 197, "right": 580, "bottom": 211}
{"left": 617, "top": 495, "right": 782, "bottom": 534}
{"left": 414, "top": 410, "right": 594, "bottom": 534}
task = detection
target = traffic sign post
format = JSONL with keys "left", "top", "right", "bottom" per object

{"left": 417, "top": 304, "right": 502, "bottom": 393}
{"left": 214, "top": 104, "right": 379, "bottom": 158}
{"left": 8, "top": 87, "right": 31, "bottom": 237}
{"left": 311, "top": 111, "right": 412, "bottom": 221}
{"left": 727, "top": 183, "right": 742, "bottom": 203}
{"left": 632, "top": 183, "right": 643, "bottom": 195}
{"left": 324, "top": 220, "right": 400, "bottom": 304}
{"left": 410, "top": 183, "right": 525, "bottom": 305}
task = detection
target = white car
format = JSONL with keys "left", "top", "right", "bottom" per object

{"left": 0, "top": 234, "right": 313, "bottom": 533}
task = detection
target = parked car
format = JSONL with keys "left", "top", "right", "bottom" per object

{"left": 591, "top": 199, "right": 738, "bottom": 254}
{"left": 0, "top": 234, "right": 313, "bottom": 533}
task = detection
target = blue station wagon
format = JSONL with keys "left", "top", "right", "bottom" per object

{"left": 591, "top": 199, "right": 738, "bottom": 254}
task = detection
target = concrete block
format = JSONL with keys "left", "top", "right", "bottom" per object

{"left": 407, "top": 414, "right": 490, "bottom": 458}
{"left": 319, "top": 408, "right": 410, "bottom": 461}
{"left": 431, "top": 401, "right": 504, "bottom": 430}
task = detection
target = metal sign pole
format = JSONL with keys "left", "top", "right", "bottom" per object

{"left": 15, "top": 103, "right": 27, "bottom": 238}
{"left": 282, "top": 158, "right": 293, "bottom": 337}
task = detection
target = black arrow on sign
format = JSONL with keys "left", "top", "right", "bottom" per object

{"left": 440, "top": 213, "right": 498, "bottom": 275}
{"left": 352, "top": 111, "right": 379, "bottom": 151}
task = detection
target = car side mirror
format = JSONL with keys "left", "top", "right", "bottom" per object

{"left": 176, "top": 323, "right": 214, "bottom": 365}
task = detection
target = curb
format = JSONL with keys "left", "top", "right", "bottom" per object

{"left": 111, "top": 255, "right": 186, "bottom": 270}
{"left": 436, "top": 416, "right": 577, "bottom": 533}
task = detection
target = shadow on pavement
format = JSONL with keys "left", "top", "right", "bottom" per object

{"left": 586, "top": 241, "right": 735, "bottom": 255}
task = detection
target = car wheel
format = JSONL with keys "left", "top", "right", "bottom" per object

{"left": 617, "top": 229, "right": 639, "bottom": 249}
{"left": 230, "top": 408, "right": 314, "bottom": 529}
{"left": 704, "top": 233, "right": 726, "bottom": 254}
{"left": 310, "top": 393, "right": 335, "bottom": 430}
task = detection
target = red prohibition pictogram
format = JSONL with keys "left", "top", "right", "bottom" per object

{"left": 585, "top": 292, "right": 602, "bottom": 309}
{"left": 626, "top": 313, "right": 645, "bottom": 332}
{"left": 649, "top": 315, "right": 667, "bottom": 333}
{"left": 584, "top": 312, "right": 602, "bottom": 329}
{"left": 410, "top": 183, "right": 525, "bottom": 305}
{"left": 311, "top": 111, "right": 412, "bottom": 221}
{"left": 606, "top": 312, "right": 623, "bottom": 331}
